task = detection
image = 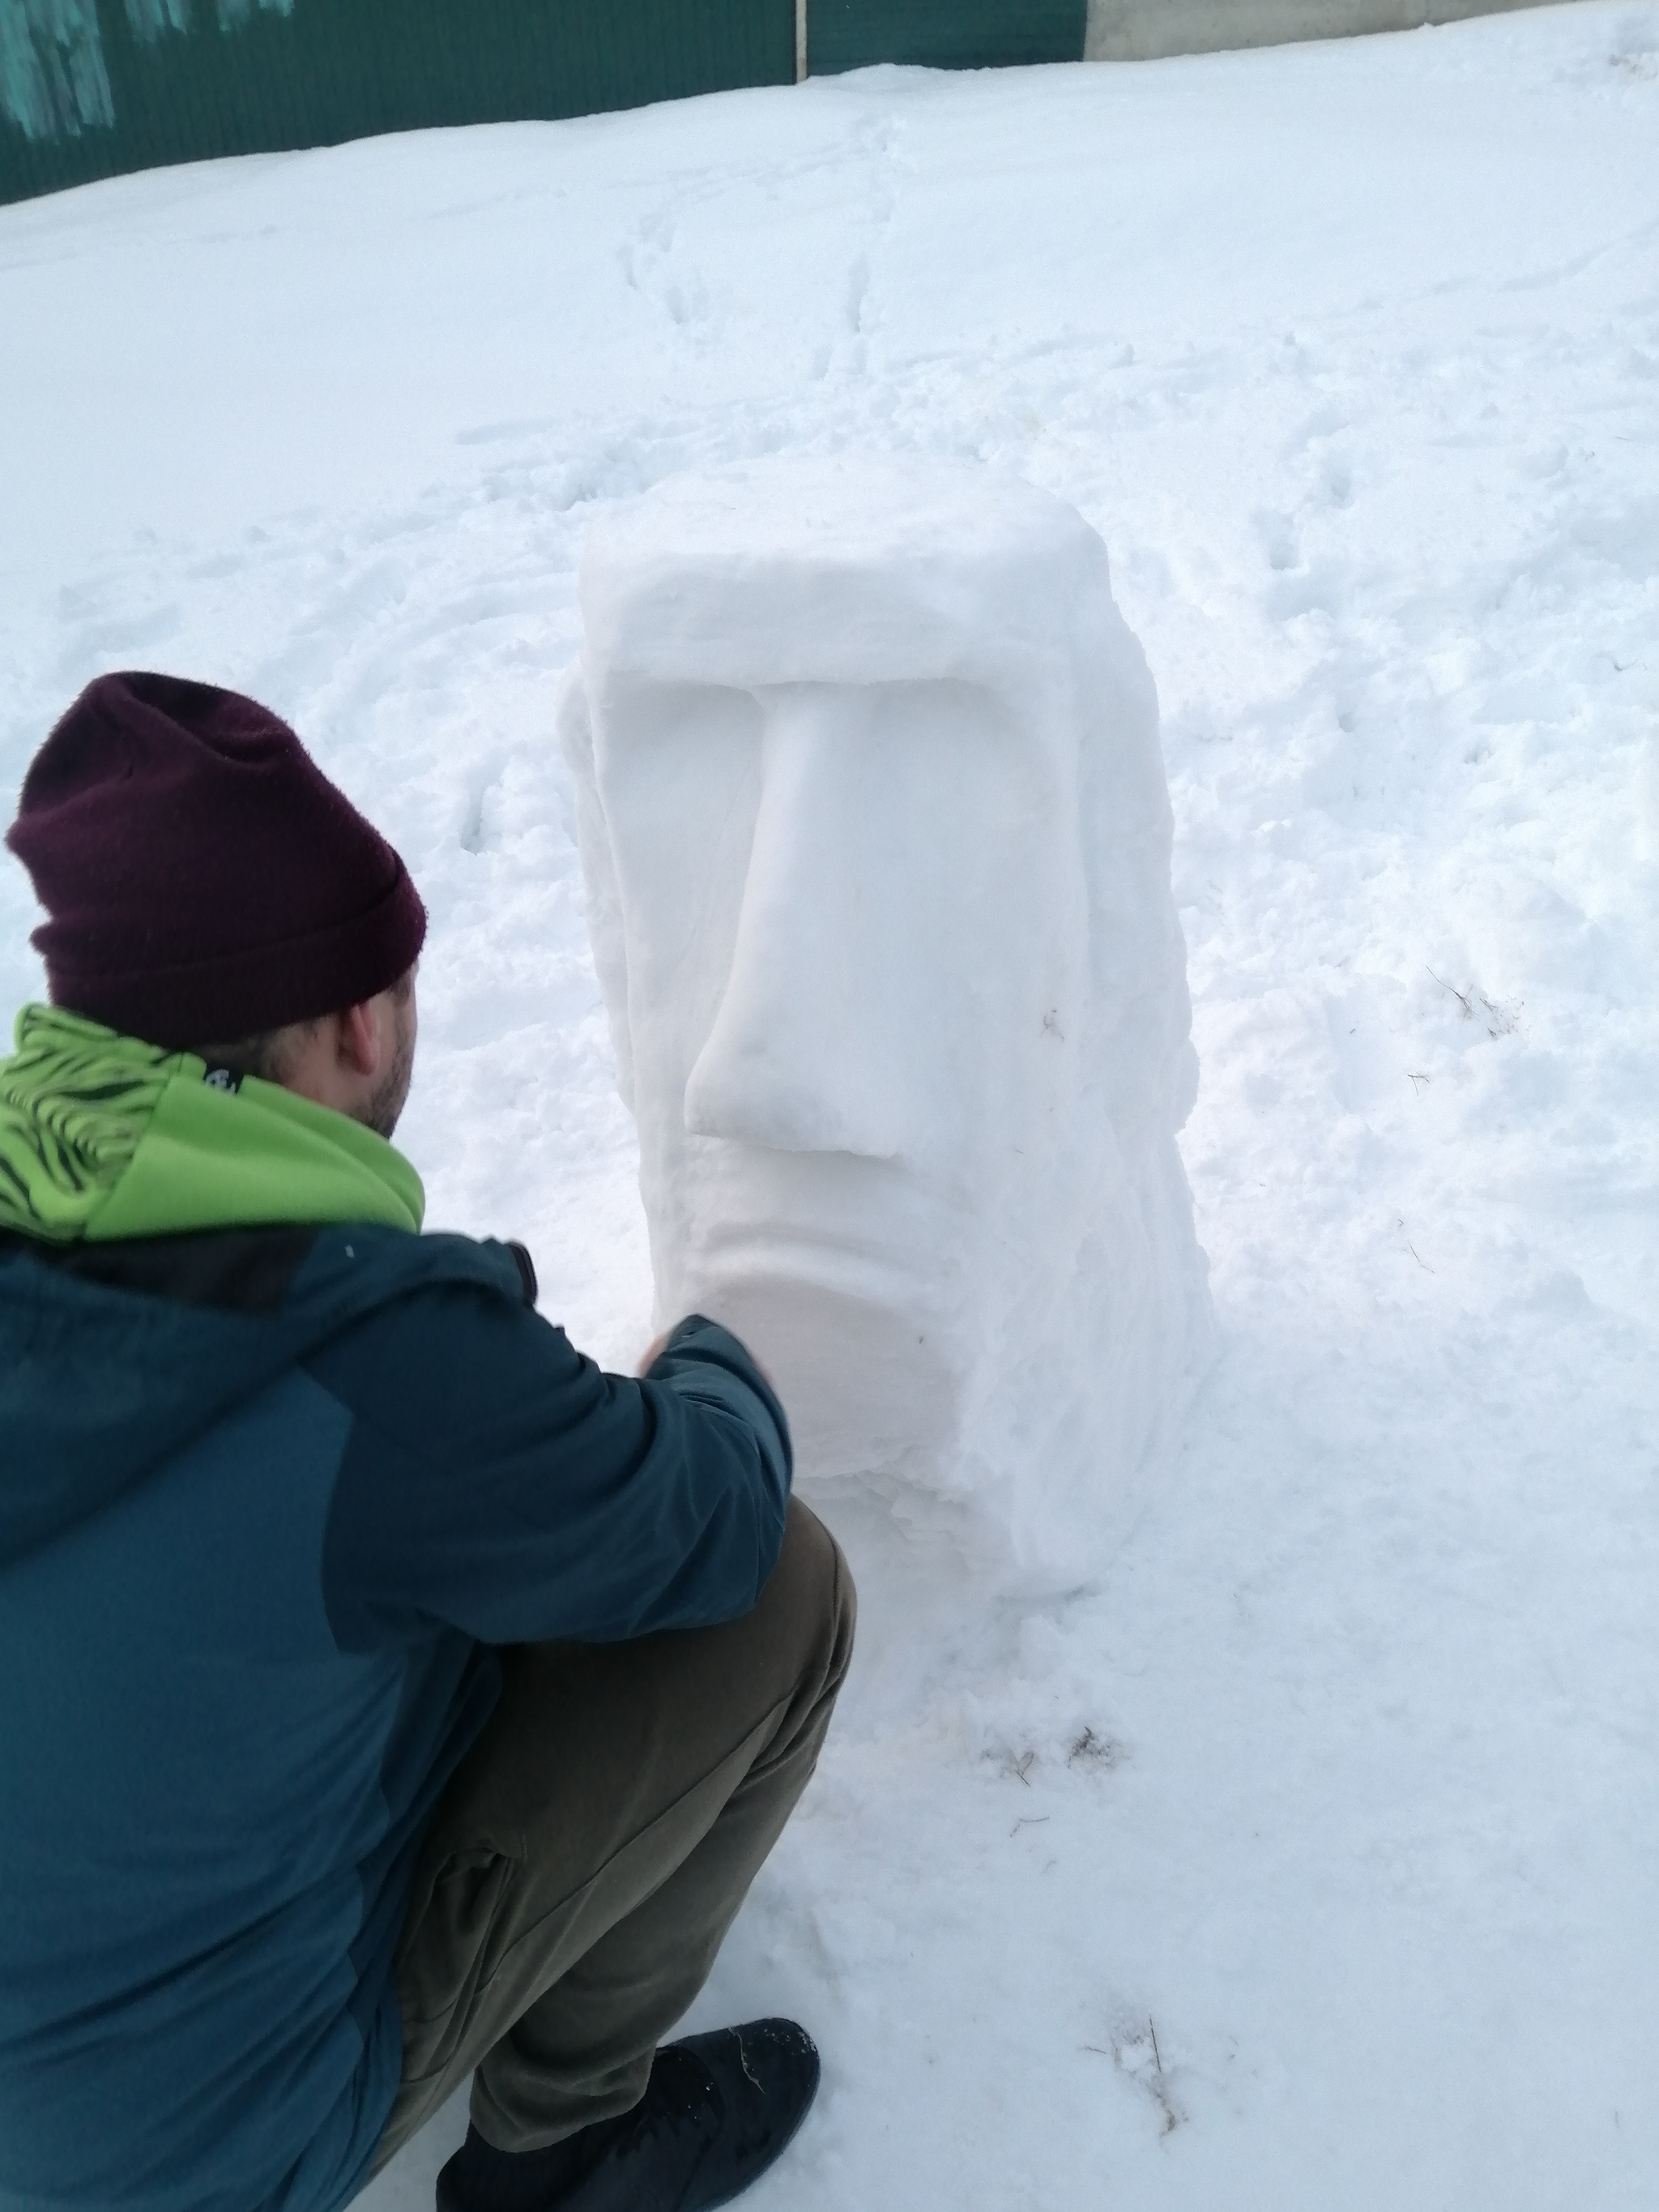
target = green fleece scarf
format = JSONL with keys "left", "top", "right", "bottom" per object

{"left": 0, "top": 1005, "right": 424, "bottom": 1244}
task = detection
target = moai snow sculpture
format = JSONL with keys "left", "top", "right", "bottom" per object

{"left": 558, "top": 456, "right": 1212, "bottom": 1574}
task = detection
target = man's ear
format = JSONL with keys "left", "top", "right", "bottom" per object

{"left": 336, "top": 1001, "right": 382, "bottom": 1077}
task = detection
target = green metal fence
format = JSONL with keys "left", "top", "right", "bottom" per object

{"left": 809, "top": 0, "right": 1086, "bottom": 70}
{"left": 1, "top": 1, "right": 1087, "bottom": 208}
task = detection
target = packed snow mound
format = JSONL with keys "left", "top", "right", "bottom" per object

{"left": 560, "top": 455, "right": 1213, "bottom": 1574}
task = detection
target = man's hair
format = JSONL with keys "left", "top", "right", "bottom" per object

{"left": 191, "top": 971, "right": 413, "bottom": 1087}
{"left": 192, "top": 1017, "right": 320, "bottom": 1087}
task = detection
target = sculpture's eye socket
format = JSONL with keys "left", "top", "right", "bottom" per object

{"left": 597, "top": 680, "right": 765, "bottom": 1047}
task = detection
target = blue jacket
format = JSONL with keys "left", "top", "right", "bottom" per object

{"left": 0, "top": 1220, "right": 791, "bottom": 2212}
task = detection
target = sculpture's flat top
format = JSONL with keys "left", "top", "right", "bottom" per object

{"left": 580, "top": 456, "right": 1110, "bottom": 686}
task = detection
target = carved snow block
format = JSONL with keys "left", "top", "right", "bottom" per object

{"left": 559, "top": 455, "right": 1212, "bottom": 1574}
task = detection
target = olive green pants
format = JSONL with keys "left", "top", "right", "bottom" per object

{"left": 374, "top": 1500, "right": 855, "bottom": 2167}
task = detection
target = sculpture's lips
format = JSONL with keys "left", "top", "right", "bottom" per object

{"left": 674, "top": 1219, "right": 936, "bottom": 1312}
{"left": 667, "top": 1142, "right": 970, "bottom": 1301}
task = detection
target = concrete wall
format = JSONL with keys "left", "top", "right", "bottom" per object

{"left": 1085, "top": 0, "right": 1564, "bottom": 62}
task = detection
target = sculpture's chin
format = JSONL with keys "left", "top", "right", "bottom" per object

{"left": 669, "top": 1265, "right": 963, "bottom": 1484}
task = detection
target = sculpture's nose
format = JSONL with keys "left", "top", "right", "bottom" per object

{"left": 683, "top": 685, "right": 908, "bottom": 1158}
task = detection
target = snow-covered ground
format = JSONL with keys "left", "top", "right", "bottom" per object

{"left": 3, "top": 7, "right": 1657, "bottom": 2206}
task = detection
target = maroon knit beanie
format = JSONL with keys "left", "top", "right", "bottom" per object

{"left": 4, "top": 672, "right": 427, "bottom": 1049}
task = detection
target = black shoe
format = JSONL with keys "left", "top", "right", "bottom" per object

{"left": 435, "top": 2018, "right": 821, "bottom": 2212}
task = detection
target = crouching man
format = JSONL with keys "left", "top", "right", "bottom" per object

{"left": 0, "top": 674, "right": 854, "bottom": 2212}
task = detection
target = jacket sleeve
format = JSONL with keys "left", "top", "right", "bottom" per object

{"left": 306, "top": 1286, "right": 792, "bottom": 1652}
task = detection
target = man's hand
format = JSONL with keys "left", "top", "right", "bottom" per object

{"left": 638, "top": 1320, "right": 774, "bottom": 1387}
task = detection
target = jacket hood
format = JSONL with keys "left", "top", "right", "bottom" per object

{"left": 0, "top": 1004, "right": 424, "bottom": 1242}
